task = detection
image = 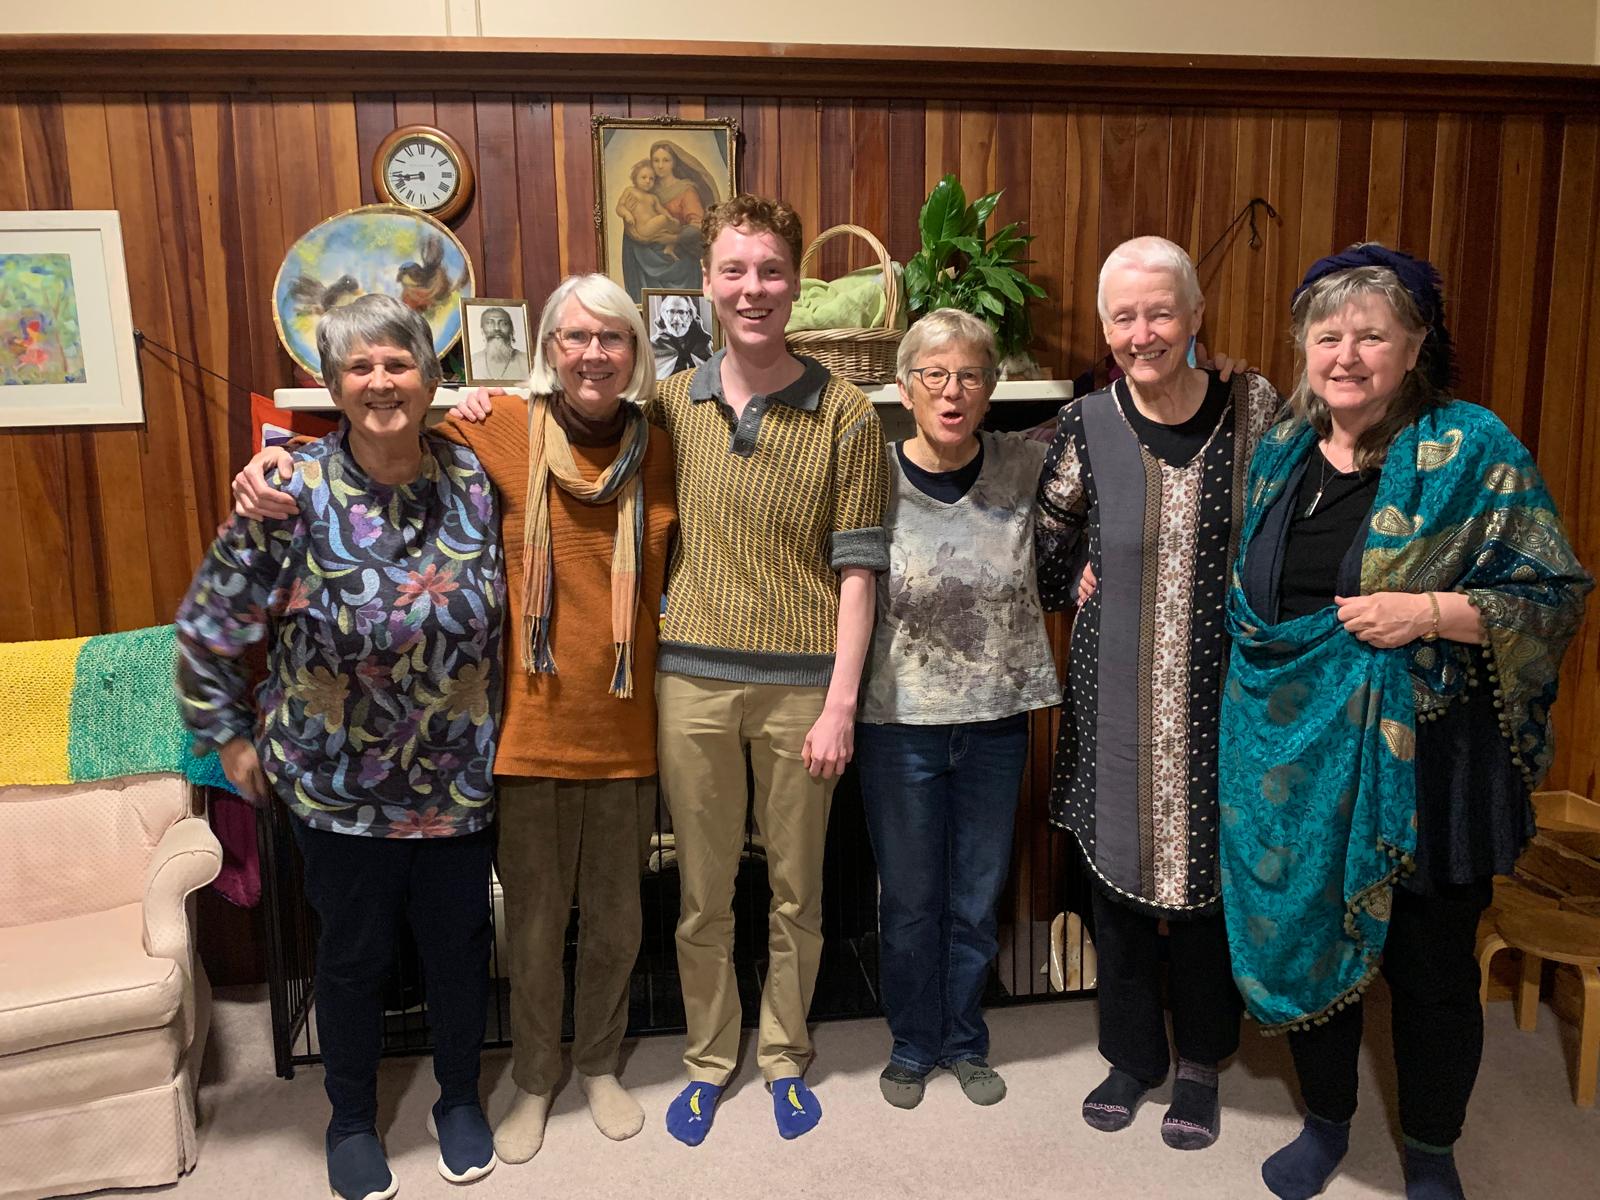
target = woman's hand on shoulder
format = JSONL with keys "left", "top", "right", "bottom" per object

{"left": 450, "top": 387, "right": 504, "bottom": 423}
{"left": 1334, "top": 591, "right": 1432, "bottom": 648}
{"left": 233, "top": 447, "right": 297, "bottom": 521}
{"left": 1195, "top": 341, "right": 1250, "bottom": 381}
{"left": 1077, "top": 563, "right": 1098, "bottom": 607}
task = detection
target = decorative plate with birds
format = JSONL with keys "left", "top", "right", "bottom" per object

{"left": 272, "top": 204, "right": 475, "bottom": 379}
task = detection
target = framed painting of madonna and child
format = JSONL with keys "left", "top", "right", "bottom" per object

{"left": 593, "top": 116, "right": 739, "bottom": 306}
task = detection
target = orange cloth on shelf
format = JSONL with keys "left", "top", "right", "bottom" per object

{"left": 434, "top": 400, "right": 677, "bottom": 780}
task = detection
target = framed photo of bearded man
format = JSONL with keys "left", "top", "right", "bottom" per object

{"left": 593, "top": 116, "right": 739, "bottom": 306}
{"left": 642, "top": 289, "right": 720, "bottom": 381}
{"left": 460, "top": 297, "right": 533, "bottom": 386}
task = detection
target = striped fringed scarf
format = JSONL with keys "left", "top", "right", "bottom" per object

{"left": 521, "top": 394, "right": 649, "bottom": 697}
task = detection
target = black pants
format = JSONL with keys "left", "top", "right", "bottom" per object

{"left": 1092, "top": 887, "right": 1242, "bottom": 1083}
{"left": 1286, "top": 879, "right": 1492, "bottom": 1147}
{"left": 292, "top": 820, "right": 494, "bottom": 1138}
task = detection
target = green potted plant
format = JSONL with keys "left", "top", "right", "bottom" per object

{"left": 903, "top": 174, "right": 1048, "bottom": 375}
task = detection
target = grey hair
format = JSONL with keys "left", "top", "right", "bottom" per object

{"left": 1285, "top": 264, "right": 1439, "bottom": 471}
{"left": 895, "top": 308, "right": 998, "bottom": 387}
{"left": 1096, "top": 235, "right": 1203, "bottom": 321}
{"left": 527, "top": 274, "right": 655, "bottom": 403}
{"left": 317, "top": 294, "right": 442, "bottom": 393}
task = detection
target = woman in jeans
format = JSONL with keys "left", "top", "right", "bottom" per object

{"left": 856, "top": 308, "right": 1060, "bottom": 1110}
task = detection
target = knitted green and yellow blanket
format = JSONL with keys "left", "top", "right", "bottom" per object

{"left": 0, "top": 624, "right": 229, "bottom": 789}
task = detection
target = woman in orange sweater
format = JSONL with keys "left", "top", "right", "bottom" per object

{"left": 235, "top": 274, "right": 677, "bottom": 1165}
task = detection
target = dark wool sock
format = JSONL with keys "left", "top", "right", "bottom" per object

{"left": 1082, "top": 1067, "right": 1155, "bottom": 1132}
{"left": 1403, "top": 1142, "right": 1467, "bottom": 1200}
{"left": 1262, "top": 1113, "right": 1351, "bottom": 1200}
{"left": 1161, "top": 1059, "right": 1221, "bottom": 1150}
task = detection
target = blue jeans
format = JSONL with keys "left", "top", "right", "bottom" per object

{"left": 856, "top": 714, "right": 1029, "bottom": 1073}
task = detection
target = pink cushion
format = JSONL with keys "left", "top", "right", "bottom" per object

{"left": 0, "top": 774, "right": 188, "bottom": 926}
{"left": 0, "top": 903, "right": 182, "bottom": 1055}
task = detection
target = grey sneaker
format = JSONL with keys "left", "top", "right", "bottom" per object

{"left": 878, "top": 1064, "right": 928, "bottom": 1109}
{"left": 949, "top": 1058, "right": 1007, "bottom": 1106}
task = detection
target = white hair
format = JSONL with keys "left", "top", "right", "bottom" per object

{"left": 527, "top": 274, "right": 655, "bottom": 403}
{"left": 895, "top": 308, "right": 997, "bottom": 387}
{"left": 317, "top": 294, "right": 442, "bottom": 394}
{"left": 1096, "top": 235, "right": 1203, "bottom": 322}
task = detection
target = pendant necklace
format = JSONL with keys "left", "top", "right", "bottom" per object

{"left": 1303, "top": 450, "right": 1336, "bottom": 517}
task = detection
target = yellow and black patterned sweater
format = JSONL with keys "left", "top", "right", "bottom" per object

{"left": 648, "top": 351, "right": 888, "bottom": 687}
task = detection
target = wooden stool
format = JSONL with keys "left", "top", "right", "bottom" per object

{"left": 1476, "top": 879, "right": 1560, "bottom": 1003}
{"left": 1494, "top": 907, "right": 1600, "bottom": 1107}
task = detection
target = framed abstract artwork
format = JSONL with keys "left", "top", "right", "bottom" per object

{"left": 593, "top": 116, "right": 738, "bottom": 305}
{"left": 0, "top": 210, "right": 143, "bottom": 427}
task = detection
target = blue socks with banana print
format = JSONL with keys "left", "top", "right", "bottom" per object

{"left": 665, "top": 1082, "right": 721, "bottom": 1147}
{"left": 665, "top": 1077, "right": 822, "bottom": 1144}
{"left": 770, "top": 1076, "right": 822, "bottom": 1139}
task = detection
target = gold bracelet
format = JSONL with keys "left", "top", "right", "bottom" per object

{"left": 1422, "top": 591, "right": 1440, "bottom": 642}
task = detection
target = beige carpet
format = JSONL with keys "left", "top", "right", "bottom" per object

{"left": 175, "top": 982, "right": 1599, "bottom": 1200}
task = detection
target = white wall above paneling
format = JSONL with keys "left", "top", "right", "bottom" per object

{"left": 9, "top": 0, "right": 453, "bottom": 36}
{"left": 477, "top": 0, "right": 1600, "bottom": 64}
{"left": 13, "top": 1, "right": 1600, "bottom": 64}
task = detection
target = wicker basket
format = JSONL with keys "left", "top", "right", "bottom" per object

{"left": 785, "top": 224, "right": 903, "bottom": 384}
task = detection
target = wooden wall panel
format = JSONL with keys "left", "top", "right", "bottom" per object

{"left": 0, "top": 83, "right": 1595, "bottom": 790}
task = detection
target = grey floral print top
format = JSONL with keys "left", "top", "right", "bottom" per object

{"left": 860, "top": 431, "right": 1060, "bottom": 725}
{"left": 176, "top": 426, "right": 506, "bottom": 838}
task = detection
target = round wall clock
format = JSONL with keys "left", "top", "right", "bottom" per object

{"left": 372, "top": 125, "right": 475, "bottom": 223}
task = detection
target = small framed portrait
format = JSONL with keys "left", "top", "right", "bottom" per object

{"left": 593, "top": 115, "right": 739, "bottom": 305}
{"left": 459, "top": 297, "right": 532, "bottom": 385}
{"left": 642, "top": 289, "right": 720, "bottom": 380}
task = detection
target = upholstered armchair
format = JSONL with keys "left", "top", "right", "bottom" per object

{"left": 0, "top": 773, "right": 221, "bottom": 1200}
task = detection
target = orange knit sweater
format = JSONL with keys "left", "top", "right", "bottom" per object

{"left": 434, "top": 400, "right": 676, "bottom": 779}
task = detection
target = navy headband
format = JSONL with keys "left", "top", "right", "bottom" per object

{"left": 1292, "top": 244, "right": 1454, "bottom": 392}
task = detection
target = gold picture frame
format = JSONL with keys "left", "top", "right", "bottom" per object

{"left": 593, "top": 116, "right": 739, "bottom": 306}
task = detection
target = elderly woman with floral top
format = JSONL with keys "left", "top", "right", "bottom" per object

{"left": 176, "top": 294, "right": 506, "bottom": 1200}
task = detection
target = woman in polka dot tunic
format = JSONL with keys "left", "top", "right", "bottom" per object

{"left": 1034, "top": 235, "right": 1281, "bottom": 1151}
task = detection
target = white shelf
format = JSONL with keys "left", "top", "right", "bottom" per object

{"left": 273, "top": 379, "right": 1072, "bottom": 413}
{"left": 272, "top": 386, "right": 526, "bottom": 411}
{"left": 860, "top": 379, "right": 1073, "bottom": 406}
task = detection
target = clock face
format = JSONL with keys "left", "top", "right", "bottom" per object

{"left": 383, "top": 137, "right": 461, "bottom": 213}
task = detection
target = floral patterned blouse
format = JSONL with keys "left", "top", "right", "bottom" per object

{"left": 176, "top": 426, "right": 506, "bottom": 838}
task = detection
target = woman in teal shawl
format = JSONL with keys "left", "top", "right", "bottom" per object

{"left": 1219, "top": 245, "right": 1591, "bottom": 1200}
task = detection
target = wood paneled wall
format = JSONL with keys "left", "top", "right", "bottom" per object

{"left": 2, "top": 51, "right": 1597, "bottom": 791}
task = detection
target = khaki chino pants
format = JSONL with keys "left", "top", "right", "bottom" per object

{"left": 655, "top": 672, "right": 837, "bottom": 1085}
{"left": 495, "top": 776, "right": 656, "bottom": 1095}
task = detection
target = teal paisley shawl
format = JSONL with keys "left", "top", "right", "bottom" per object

{"left": 1220, "top": 400, "right": 1591, "bottom": 1032}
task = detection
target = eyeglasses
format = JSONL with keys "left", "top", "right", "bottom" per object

{"left": 550, "top": 327, "right": 634, "bottom": 353}
{"left": 908, "top": 366, "right": 997, "bottom": 392}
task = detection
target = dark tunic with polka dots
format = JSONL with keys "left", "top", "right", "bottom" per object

{"left": 1035, "top": 371, "right": 1281, "bottom": 917}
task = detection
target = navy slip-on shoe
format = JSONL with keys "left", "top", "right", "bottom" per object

{"left": 325, "top": 1130, "right": 397, "bottom": 1200}
{"left": 428, "top": 1100, "right": 497, "bottom": 1184}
